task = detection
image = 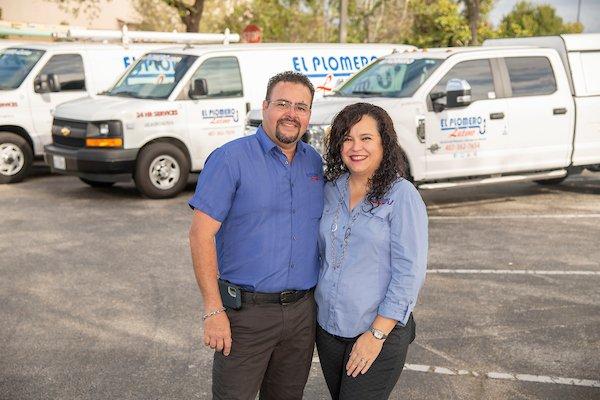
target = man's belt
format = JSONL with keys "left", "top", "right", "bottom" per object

{"left": 241, "top": 288, "right": 313, "bottom": 305}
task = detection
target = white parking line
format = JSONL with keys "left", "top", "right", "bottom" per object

{"left": 405, "top": 363, "right": 600, "bottom": 388}
{"left": 427, "top": 269, "right": 600, "bottom": 276}
{"left": 429, "top": 214, "right": 600, "bottom": 220}
{"left": 311, "top": 357, "right": 600, "bottom": 388}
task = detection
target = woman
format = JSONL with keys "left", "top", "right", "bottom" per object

{"left": 315, "top": 103, "right": 428, "bottom": 400}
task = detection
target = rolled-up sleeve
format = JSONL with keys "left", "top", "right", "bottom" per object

{"left": 378, "top": 184, "right": 428, "bottom": 326}
{"left": 188, "top": 147, "right": 238, "bottom": 222}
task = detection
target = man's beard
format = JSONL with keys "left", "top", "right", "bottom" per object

{"left": 275, "top": 117, "right": 301, "bottom": 144}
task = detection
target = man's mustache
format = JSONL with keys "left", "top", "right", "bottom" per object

{"left": 277, "top": 117, "right": 301, "bottom": 128}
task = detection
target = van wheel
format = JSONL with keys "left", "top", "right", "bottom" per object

{"left": 534, "top": 175, "right": 568, "bottom": 185}
{"left": 79, "top": 178, "right": 115, "bottom": 188}
{"left": 134, "top": 142, "right": 189, "bottom": 199}
{"left": 0, "top": 132, "right": 33, "bottom": 184}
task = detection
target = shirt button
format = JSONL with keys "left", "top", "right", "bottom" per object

{"left": 292, "top": 235, "right": 297, "bottom": 241}
{"left": 290, "top": 263, "right": 295, "bottom": 268}
{"left": 284, "top": 160, "right": 289, "bottom": 165}
{"left": 292, "top": 209, "right": 296, "bottom": 214}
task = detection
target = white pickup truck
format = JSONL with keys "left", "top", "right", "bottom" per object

{"left": 297, "top": 34, "right": 600, "bottom": 188}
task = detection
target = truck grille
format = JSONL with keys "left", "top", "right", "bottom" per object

{"left": 52, "top": 118, "right": 88, "bottom": 148}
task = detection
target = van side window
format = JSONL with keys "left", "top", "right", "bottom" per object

{"left": 432, "top": 59, "right": 495, "bottom": 102}
{"left": 35, "top": 54, "right": 85, "bottom": 92}
{"left": 189, "top": 57, "right": 243, "bottom": 98}
{"left": 505, "top": 57, "right": 557, "bottom": 97}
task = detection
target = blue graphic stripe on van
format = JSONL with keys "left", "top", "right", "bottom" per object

{"left": 305, "top": 73, "right": 353, "bottom": 78}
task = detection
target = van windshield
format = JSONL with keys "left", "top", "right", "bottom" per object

{"left": 335, "top": 57, "right": 442, "bottom": 98}
{"left": 107, "top": 53, "right": 197, "bottom": 100}
{"left": 0, "top": 48, "right": 45, "bottom": 90}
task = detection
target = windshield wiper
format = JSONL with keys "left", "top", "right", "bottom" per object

{"left": 108, "top": 90, "right": 139, "bottom": 98}
{"left": 350, "top": 90, "right": 383, "bottom": 96}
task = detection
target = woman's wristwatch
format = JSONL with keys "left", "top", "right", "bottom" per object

{"left": 369, "top": 327, "right": 388, "bottom": 340}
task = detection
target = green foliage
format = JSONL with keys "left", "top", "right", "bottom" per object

{"left": 407, "top": 0, "right": 471, "bottom": 47}
{"left": 204, "top": 0, "right": 335, "bottom": 42}
{"left": 498, "top": 1, "right": 583, "bottom": 38}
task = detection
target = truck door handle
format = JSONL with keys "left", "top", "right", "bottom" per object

{"left": 490, "top": 112, "right": 504, "bottom": 120}
{"left": 553, "top": 107, "right": 567, "bottom": 115}
{"left": 427, "top": 143, "right": 440, "bottom": 153}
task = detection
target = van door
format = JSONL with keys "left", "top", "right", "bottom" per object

{"left": 501, "top": 56, "right": 574, "bottom": 171}
{"left": 179, "top": 56, "right": 246, "bottom": 171}
{"left": 424, "top": 58, "right": 509, "bottom": 180}
{"left": 29, "top": 53, "right": 87, "bottom": 147}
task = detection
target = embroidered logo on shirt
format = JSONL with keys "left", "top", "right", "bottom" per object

{"left": 371, "top": 198, "right": 394, "bottom": 206}
{"left": 307, "top": 172, "right": 321, "bottom": 182}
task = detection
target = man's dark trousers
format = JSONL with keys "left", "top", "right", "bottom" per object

{"left": 212, "top": 291, "right": 316, "bottom": 400}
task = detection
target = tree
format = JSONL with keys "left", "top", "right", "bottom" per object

{"left": 133, "top": 0, "right": 185, "bottom": 32}
{"left": 50, "top": 0, "right": 112, "bottom": 20}
{"left": 162, "top": 0, "right": 205, "bottom": 32}
{"left": 206, "top": 0, "right": 334, "bottom": 42}
{"left": 459, "top": 0, "right": 495, "bottom": 45}
{"left": 407, "top": 0, "right": 471, "bottom": 47}
{"left": 49, "top": 0, "right": 205, "bottom": 32}
{"left": 498, "top": 1, "right": 583, "bottom": 38}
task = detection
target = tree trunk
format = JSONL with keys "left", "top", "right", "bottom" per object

{"left": 183, "top": 0, "right": 205, "bottom": 33}
{"left": 339, "top": 0, "right": 348, "bottom": 43}
{"left": 467, "top": 0, "right": 480, "bottom": 45}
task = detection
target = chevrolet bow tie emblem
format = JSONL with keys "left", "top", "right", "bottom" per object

{"left": 61, "top": 126, "right": 71, "bottom": 136}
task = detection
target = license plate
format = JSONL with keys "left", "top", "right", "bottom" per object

{"left": 53, "top": 155, "right": 66, "bottom": 170}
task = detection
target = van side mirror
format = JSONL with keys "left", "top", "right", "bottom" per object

{"left": 446, "top": 79, "right": 471, "bottom": 108}
{"left": 47, "top": 74, "right": 61, "bottom": 92}
{"left": 34, "top": 73, "right": 61, "bottom": 93}
{"left": 189, "top": 78, "right": 208, "bottom": 99}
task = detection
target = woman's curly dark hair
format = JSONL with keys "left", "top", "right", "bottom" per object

{"left": 324, "top": 102, "right": 407, "bottom": 207}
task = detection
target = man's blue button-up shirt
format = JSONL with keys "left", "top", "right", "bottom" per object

{"left": 189, "top": 126, "right": 324, "bottom": 293}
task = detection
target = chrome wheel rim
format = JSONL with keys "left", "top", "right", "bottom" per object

{"left": 148, "top": 154, "right": 180, "bottom": 190}
{"left": 0, "top": 143, "right": 24, "bottom": 176}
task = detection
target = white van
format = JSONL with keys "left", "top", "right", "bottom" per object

{"left": 297, "top": 34, "right": 600, "bottom": 189}
{"left": 44, "top": 43, "right": 414, "bottom": 198}
{"left": 0, "top": 42, "right": 170, "bottom": 183}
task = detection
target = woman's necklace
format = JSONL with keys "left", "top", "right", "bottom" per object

{"left": 329, "top": 176, "right": 364, "bottom": 270}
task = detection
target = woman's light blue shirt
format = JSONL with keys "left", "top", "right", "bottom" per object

{"left": 315, "top": 173, "right": 428, "bottom": 338}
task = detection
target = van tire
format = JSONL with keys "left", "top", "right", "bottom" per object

{"left": 79, "top": 178, "right": 115, "bottom": 188}
{"left": 0, "top": 132, "right": 33, "bottom": 184}
{"left": 534, "top": 175, "right": 568, "bottom": 185}
{"left": 134, "top": 142, "right": 189, "bottom": 199}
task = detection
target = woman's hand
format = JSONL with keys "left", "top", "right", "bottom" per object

{"left": 346, "top": 331, "right": 384, "bottom": 377}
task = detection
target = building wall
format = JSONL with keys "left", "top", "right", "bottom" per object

{"left": 0, "top": 0, "right": 140, "bottom": 29}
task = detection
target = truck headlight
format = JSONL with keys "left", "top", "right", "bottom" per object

{"left": 304, "top": 125, "right": 329, "bottom": 155}
{"left": 88, "top": 121, "right": 123, "bottom": 138}
{"left": 99, "top": 123, "right": 109, "bottom": 135}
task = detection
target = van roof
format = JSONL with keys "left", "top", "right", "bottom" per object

{"left": 2, "top": 42, "right": 171, "bottom": 52}
{"left": 152, "top": 42, "right": 417, "bottom": 56}
{"left": 379, "top": 45, "right": 542, "bottom": 60}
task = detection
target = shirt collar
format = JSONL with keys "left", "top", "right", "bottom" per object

{"left": 256, "top": 125, "right": 308, "bottom": 156}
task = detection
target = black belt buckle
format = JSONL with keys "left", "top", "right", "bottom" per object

{"left": 280, "top": 290, "right": 297, "bottom": 305}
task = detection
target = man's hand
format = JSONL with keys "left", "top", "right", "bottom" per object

{"left": 346, "top": 332, "right": 384, "bottom": 377}
{"left": 203, "top": 312, "right": 232, "bottom": 356}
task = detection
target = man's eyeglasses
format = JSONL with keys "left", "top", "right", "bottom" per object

{"left": 268, "top": 100, "right": 311, "bottom": 115}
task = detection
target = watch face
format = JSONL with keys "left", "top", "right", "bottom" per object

{"left": 371, "top": 328, "right": 384, "bottom": 339}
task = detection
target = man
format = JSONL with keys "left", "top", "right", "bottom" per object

{"left": 188, "top": 71, "right": 324, "bottom": 400}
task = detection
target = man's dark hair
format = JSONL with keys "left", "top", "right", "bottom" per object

{"left": 265, "top": 71, "right": 315, "bottom": 103}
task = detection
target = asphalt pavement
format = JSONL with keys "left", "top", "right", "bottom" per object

{"left": 1, "top": 166, "right": 599, "bottom": 400}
